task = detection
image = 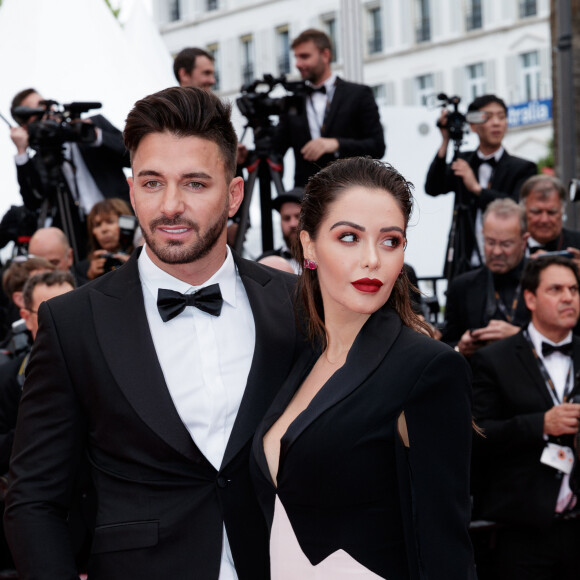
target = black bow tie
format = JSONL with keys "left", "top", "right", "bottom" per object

{"left": 542, "top": 341, "right": 573, "bottom": 357}
{"left": 307, "top": 84, "right": 326, "bottom": 95}
{"left": 157, "top": 284, "right": 223, "bottom": 322}
{"left": 474, "top": 156, "right": 497, "bottom": 170}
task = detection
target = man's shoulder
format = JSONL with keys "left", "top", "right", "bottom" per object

{"left": 449, "top": 266, "right": 488, "bottom": 290}
{"left": 335, "top": 77, "right": 373, "bottom": 94}
{"left": 501, "top": 150, "right": 537, "bottom": 170}
{"left": 562, "top": 227, "right": 580, "bottom": 248}
{"left": 474, "top": 329, "right": 524, "bottom": 363}
{"left": 235, "top": 253, "right": 297, "bottom": 290}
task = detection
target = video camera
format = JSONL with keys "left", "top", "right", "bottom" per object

{"left": 12, "top": 99, "right": 102, "bottom": 150}
{"left": 436, "top": 93, "right": 487, "bottom": 146}
{"left": 237, "top": 74, "right": 308, "bottom": 129}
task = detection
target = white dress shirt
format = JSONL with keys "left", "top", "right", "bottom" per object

{"left": 138, "top": 245, "right": 256, "bottom": 580}
{"left": 306, "top": 74, "right": 337, "bottom": 140}
{"left": 527, "top": 322, "right": 575, "bottom": 512}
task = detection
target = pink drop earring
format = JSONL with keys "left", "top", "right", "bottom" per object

{"left": 304, "top": 259, "right": 317, "bottom": 270}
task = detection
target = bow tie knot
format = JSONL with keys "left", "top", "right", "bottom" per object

{"left": 157, "top": 284, "right": 223, "bottom": 322}
{"left": 542, "top": 341, "right": 573, "bottom": 358}
{"left": 307, "top": 84, "right": 326, "bottom": 95}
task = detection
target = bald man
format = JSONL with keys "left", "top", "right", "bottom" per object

{"left": 28, "top": 227, "right": 73, "bottom": 272}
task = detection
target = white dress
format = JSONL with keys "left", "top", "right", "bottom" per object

{"left": 269, "top": 495, "right": 386, "bottom": 579}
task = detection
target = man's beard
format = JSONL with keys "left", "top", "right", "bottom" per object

{"left": 139, "top": 203, "right": 229, "bottom": 265}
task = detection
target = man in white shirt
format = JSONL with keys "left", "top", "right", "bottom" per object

{"left": 4, "top": 86, "right": 303, "bottom": 580}
{"left": 471, "top": 254, "right": 580, "bottom": 579}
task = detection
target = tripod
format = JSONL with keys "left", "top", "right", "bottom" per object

{"left": 444, "top": 140, "right": 482, "bottom": 282}
{"left": 233, "top": 123, "right": 285, "bottom": 255}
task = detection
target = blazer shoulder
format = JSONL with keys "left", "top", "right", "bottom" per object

{"left": 472, "top": 330, "right": 525, "bottom": 365}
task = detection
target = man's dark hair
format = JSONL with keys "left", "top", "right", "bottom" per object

{"left": 467, "top": 94, "right": 507, "bottom": 114}
{"left": 173, "top": 47, "right": 214, "bottom": 83}
{"left": 11, "top": 88, "right": 39, "bottom": 125}
{"left": 519, "top": 175, "right": 566, "bottom": 203}
{"left": 291, "top": 28, "right": 332, "bottom": 55}
{"left": 22, "top": 270, "right": 75, "bottom": 311}
{"left": 123, "top": 86, "right": 237, "bottom": 181}
{"left": 2, "top": 257, "right": 55, "bottom": 299}
{"left": 521, "top": 255, "right": 580, "bottom": 295}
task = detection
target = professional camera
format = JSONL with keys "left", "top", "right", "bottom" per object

{"left": 237, "top": 74, "right": 308, "bottom": 129}
{"left": 436, "top": 93, "right": 486, "bottom": 146}
{"left": 102, "top": 214, "right": 138, "bottom": 274}
{"left": 12, "top": 99, "right": 102, "bottom": 150}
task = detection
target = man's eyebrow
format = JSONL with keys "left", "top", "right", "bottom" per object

{"left": 135, "top": 170, "right": 212, "bottom": 179}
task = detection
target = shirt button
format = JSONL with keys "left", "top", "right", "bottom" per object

{"left": 217, "top": 476, "right": 230, "bottom": 488}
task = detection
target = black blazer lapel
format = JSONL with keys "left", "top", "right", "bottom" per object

{"left": 221, "top": 257, "right": 299, "bottom": 468}
{"left": 514, "top": 331, "right": 555, "bottom": 408}
{"left": 280, "top": 306, "right": 403, "bottom": 456}
{"left": 90, "top": 250, "right": 206, "bottom": 465}
{"left": 321, "top": 77, "right": 344, "bottom": 135}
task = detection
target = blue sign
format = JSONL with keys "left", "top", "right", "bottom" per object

{"left": 508, "top": 99, "right": 552, "bottom": 128}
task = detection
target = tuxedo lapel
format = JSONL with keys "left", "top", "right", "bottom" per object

{"left": 321, "top": 77, "right": 343, "bottom": 135}
{"left": 221, "top": 257, "right": 298, "bottom": 468}
{"left": 570, "top": 337, "right": 580, "bottom": 399}
{"left": 514, "top": 332, "right": 554, "bottom": 408}
{"left": 90, "top": 251, "right": 206, "bottom": 465}
{"left": 280, "top": 306, "right": 402, "bottom": 456}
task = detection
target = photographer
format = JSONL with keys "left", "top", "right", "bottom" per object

{"left": 73, "top": 198, "right": 135, "bottom": 285}
{"left": 425, "top": 94, "right": 537, "bottom": 279}
{"left": 272, "top": 29, "right": 385, "bottom": 187}
{"left": 10, "top": 88, "right": 131, "bottom": 260}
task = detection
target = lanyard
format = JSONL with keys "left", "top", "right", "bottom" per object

{"left": 494, "top": 282, "right": 522, "bottom": 323}
{"left": 523, "top": 330, "right": 574, "bottom": 404}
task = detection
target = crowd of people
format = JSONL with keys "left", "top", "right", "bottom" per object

{"left": 0, "top": 25, "right": 578, "bottom": 580}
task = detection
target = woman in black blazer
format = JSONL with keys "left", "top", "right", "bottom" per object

{"left": 251, "top": 157, "right": 476, "bottom": 579}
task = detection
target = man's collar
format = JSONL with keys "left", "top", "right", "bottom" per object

{"left": 477, "top": 145, "right": 504, "bottom": 162}
{"left": 528, "top": 321, "right": 572, "bottom": 349}
{"left": 139, "top": 245, "right": 238, "bottom": 308}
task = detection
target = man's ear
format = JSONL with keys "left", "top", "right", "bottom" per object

{"left": 19, "top": 307, "right": 34, "bottom": 333}
{"left": 12, "top": 291, "right": 24, "bottom": 309}
{"left": 523, "top": 288, "right": 536, "bottom": 313}
{"left": 228, "top": 177, "right": 244, "bottom": 218}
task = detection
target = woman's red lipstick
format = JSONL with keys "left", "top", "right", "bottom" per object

{"left": 352, "top": 278, "right": 383, "bottom": 293}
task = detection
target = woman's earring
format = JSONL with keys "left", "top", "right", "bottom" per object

{"left": 304, "top": 258, "right": 317, "bottom": 270}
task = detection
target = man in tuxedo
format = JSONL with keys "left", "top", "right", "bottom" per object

{"left": 425, "top": 94, "right": 537, "bottom": 279}
{"left": 9, "top": 88, "right": 130, "bottom": 260}
{"left": 273, "top": 28, "right": 385, "bottom": 187}
{"left": 521, "top": 175, "right": 580, "bottom": 264}
{"left": 442, "top": 198, "right": 529, "bottom": 356}
{"left": 471, "top": 254, "right": 580, "bottom": 579}
{"left": 4, "top": 86, "right": 303, "bottom": 579}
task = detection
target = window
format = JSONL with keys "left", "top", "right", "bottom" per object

{"left": 207, "top": 0, "right": 218, "bottom": 10}
{"left": 465, "top": 0, "right": 482, "bottom": 31}
{"left": 241, "top": 35, "right": 255, "bottom": 86}
{"left": 466, "top": 62, "right": 486, "bottom": 100}
{"left": 415, "top": 0, "right": 431, "bottom": 43}
{"left": 519, "top": 0, "right": 537, "bottom": 18}
{"left": 520, "top": 51, "right": 540, "bottom": 101}
{"left": 207, "top": 43, "right": 220, "bottom": 91}
{"left": 367, "top": 6, "right": 383, "bottom": 54}
{"left": 372, "top": 84, "right": 386, "bottom": 105}
{"left": 323, "top": 16, "right": 339, "bottom": 63}
{"left": 276, "top": 27, "right": 291, "bottom": 76}
{"left": 168, "top": 0, "right": 180, "bottom": 22}
{"left": 415, "top": 74, "right": 434, "bottom": 106}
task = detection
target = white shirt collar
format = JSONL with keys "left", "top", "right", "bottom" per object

{"left": 138, "top": 245, "right": 238, "bottom": 308}
{"left": 477, "top": 145, "right": 504, "bottom": 162}
{"left": 527, "top": 321, "right": 572, "bottom": 351}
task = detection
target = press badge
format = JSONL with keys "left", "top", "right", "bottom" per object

{"left": 540, "top": 443, "right": 574, "bottom": 475}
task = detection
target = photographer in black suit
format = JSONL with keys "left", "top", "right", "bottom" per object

{"left": 471, "top": 255, "right": 580, "bottom": 579}
{"left": 9, "top": 88, "right": 130, "bottom": 259}
{"left": 425, "top": 94, "right": 537, "bottom": 277}
{"left": 273, "top": 29, "right": 385, "bottom": 187}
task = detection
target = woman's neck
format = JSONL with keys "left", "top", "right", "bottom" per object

{"left": 324, "top": 310, "right": 371, "bottom": 363}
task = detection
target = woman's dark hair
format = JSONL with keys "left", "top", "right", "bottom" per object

{"left": 87, "top": 198, "right": 133, "bottom": 253}
{"left": 294, "top": 157, "right": 429, "bottom": 347}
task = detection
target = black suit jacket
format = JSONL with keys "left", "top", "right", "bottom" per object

{"left": 441, "top": 264, "right": 529, "bottom": 345}
{"left": 425, "top": 149, "right": 537, "bottom": 276}
{"left": 273, "top": 77, "right": 386, "bottom": 186}
{"left": 251, "top": 306, "right": 476, "bottom": 579}
{"left": 471, "top": 331, "right": 580, "bottom": 528}
{"left": 4, "top": 249, "right": 304, "bottom": 579}
{"left": 531, "top": 227, "right": 580, "bottom": 252}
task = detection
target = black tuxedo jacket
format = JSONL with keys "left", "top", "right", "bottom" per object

{"left": 251, "top": 306, "right": 476, "bottom": 579}
{"left": 4, "top": 249, "right": 304, "bottom": 579}
{"left": 471, "top": 331, "right": 580, "bottom": 528}
{"left": 273, "top": 77, "right": 386, "bottom": 186}
{"left": 531, "top": 227, "right": 580, "bottom": 252}
{"left": 424, "top": 149, "right": 537, "bottom": 275}
{"left": 441, "top": 264, "right": 529, "bottom": 345}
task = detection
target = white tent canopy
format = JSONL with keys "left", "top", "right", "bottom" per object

{"left": 0, "top": 0, "right": 175, "bottom": 227}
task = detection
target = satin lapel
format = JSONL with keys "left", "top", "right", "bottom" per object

{"left": 221, "top": 257, "right": 299, "bottom": 468}
{"left": 570, "top": 337, "right": 580, "bottom": 399}
{"left": 90, "top": 251, "right": 205, "bottom": 465}
{"left": 280, "top": 306, "right": 402, "bottom": 456}
{"left": 251, "top": 348, "right": 317, "bottom": 486}
{"left": 514, "top": 332, "right": 554, "bottom": 408}
{"left": 321, "top": 77, "right": 343, "bottom": 134}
